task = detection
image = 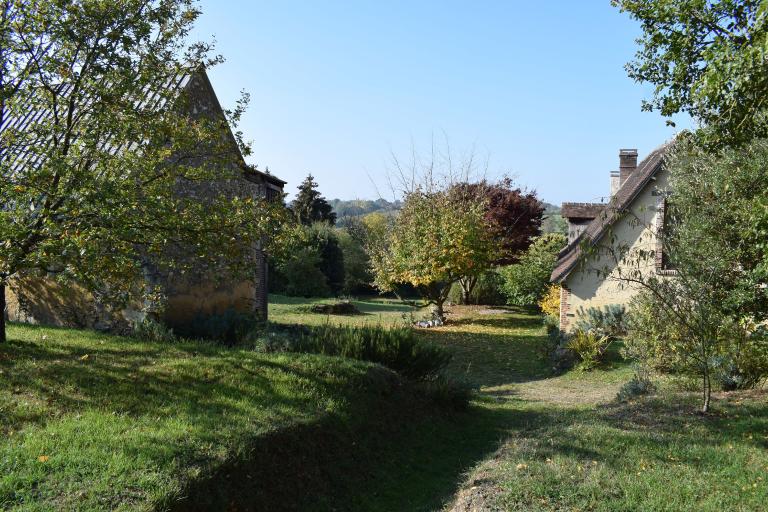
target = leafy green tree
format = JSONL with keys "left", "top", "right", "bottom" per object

{"left": 293, "top": 175, "right": 337, "bottom": 226}
{"left": 305, "top": 223, "right": 345, "bottom": 295}
{"left": 369, "top": 189, "right": 492, "bottom": 320}
{"left": 613, "top": 0, "right": 768, "bottom": 145}
{"left": 336, "top": 224, "right": 373, "bottom": 295}
{"left": 280, "top": 246, "right": 331, "bottom": 298}
{"left": 498, "top": 233, "right": 566, "bottom": 307}
{"left": 602, "top": 137, "right": 768, "bottom": 412}
{"left": 0, "top": 0, "right": 287, "bottom": 342}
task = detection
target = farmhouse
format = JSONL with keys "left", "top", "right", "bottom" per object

{"left": 551, "top": 144, "right": 674, "bottom": 332}
{"left": 3, "top": 67, "right": 285, "bottom": 331}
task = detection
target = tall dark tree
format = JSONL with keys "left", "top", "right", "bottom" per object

{"left": 293, "top": 174, "right": 337, "bottom": 226}
{"left": 450, "top": 179, "right": 544, "bottom": 304}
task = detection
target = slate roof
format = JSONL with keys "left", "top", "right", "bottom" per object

{"left": 0, "top": 66, "right": 285, "bottom": 187}
{"left": 550, "top": 143, "right": 670, "bottom": 283}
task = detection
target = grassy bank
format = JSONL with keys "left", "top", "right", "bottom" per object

{"left": 271, "top": 297, "right": 768, "bottom": 511}
{"left": 0, "top": 322, "right": 443, "bottom": 511}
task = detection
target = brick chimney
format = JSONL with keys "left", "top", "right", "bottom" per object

{"left": 619, "top": 149, "right": 638, "bottom": 186}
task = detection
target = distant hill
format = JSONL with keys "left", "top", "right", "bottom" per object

{"left": 330, "top": 198, "right": 401, "bottom": 225}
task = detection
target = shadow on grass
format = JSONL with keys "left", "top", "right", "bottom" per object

{"left": 170, "top": 397, "right": 537, "bottom": 512}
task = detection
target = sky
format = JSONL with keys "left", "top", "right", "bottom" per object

{"left": 192, "top": 1, "right": 692, "bottom": 206}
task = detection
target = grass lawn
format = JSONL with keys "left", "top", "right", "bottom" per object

{"left": 4, "top": 296, "right": 766, "bottom": 511}
{"left": 0, "top": 322, "right": 444, "bottom": 511}
{"left": 271, "top": 297, "right": 768, "bottom": 512}
{"left": 268, "top": 294, "right": 420, "bottom": 327}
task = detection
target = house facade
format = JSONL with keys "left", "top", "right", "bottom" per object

{"left": 4, "top": 68, "right": 285, "bottom": 331}
{"left": 551, "top": 145, "right": 673, "bottom": 332}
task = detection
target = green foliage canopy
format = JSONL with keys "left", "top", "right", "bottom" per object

{"left": 498, "top": 233, "right": 566, "bottom": 307}
{"left": 368, "top": 189, "right": 493, "bottom": 319}
{"left": 614, "top": 0, "right": 768, "bottom": 145}
{"left": 0, "top": 0, "right": 290, "bottom": 341}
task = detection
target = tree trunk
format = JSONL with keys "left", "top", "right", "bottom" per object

{"left": 433, "top": 297, "right": 445, "bottom": 322}
{"left": 459, "top": 276, "right": 477, "bottom": 305}
{"left": 0, "top": 282, "right": 6, "bottom": 344}
{"left": 701, "top": 367, "right": 711, "bottom": 413}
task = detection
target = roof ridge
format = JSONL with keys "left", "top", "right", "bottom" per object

{"left": 550, "top": 140, "right": 673, "bottom": 283}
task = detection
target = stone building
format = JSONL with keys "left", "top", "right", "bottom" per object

{"left": 3, "top": 67, "right": 285, "bottom": 331}
{"left": 550, "top": 144, "right": 675, "bottom": 332}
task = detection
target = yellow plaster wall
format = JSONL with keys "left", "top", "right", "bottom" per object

{"left": 562, "top": 169, "right": 670, "bottom": 332}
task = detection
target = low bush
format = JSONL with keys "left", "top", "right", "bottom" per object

{"left": 261, "top": 324, "right": 453, "bottom": 381}
{"left": 566, "top": 329, "right": 612, "bottom": 371}
{"left": 416, "top": 375, "right": 474, "bottom": 410}
{"left": 616, "top": 370, "right": 657, "bottom": 402}
{"left": 132, "top": 317, "right": 177, "bottom": 343}
{"left": 625, "top": 293, "right": 768, "bottom": 390}
{"left": 574, "top": 304, "right": 627, "bottom": 338}
{"left": 538, "top": 284, "right": 560, "bottom": 318}
{"left": 309, "top": 301, "right": 361, "bottom": 315}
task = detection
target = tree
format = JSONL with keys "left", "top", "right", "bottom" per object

{"left": 498, "top": 233, "right": 566, "bottom": 307}
{"left": 613, "top": 0, "right": 768, "bottom": 145}
{"left": 305, "top": 223, "right": 345, "bottom": 295}
{"left": 293, "top": 174, "right": 337, "bottom": 225}
{"left": 0, "top": 1, "right": 287, "bottom": 342}
{"left": 337, "top": 221, "right": 374, "bottom": 295}
{"left": 598, "top": 137, "right": 768, "bottom": 412}
{"left": 369, "top": 189, "right": 492, "bottom": 321}
{"left": 450, "top": 179, "right": 544, "bottom": 304}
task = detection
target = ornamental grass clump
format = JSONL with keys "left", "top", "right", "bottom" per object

{"left": 567, "top": 329, "right": 612, "bottom": 371}
{"left": 265, "top": 324, "right": 453, "bottom": 381}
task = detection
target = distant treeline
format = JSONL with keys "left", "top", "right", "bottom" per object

{"left": 331, "top": 198, "right": 566, "bottom": 235}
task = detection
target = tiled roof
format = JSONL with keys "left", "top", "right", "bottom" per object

{"left": 1, "top": 67, "right": 285, "bottom": 188}
{"left": 561, "top": 202, "right": 605, "bottom": 220}
{"left": 550, "top": 143, "right": 670, "bottom": 283}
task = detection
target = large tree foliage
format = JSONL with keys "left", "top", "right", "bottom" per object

{"left": 498, "top": 233, "right": 566, "bottom": 307}
{"left": 292, "top": 174, "right": 337, "bottom": 226}
{"left": 369, "top": 189, "right": 492, "bottom": 320}
{"left": 450, "top": 179, "right": 543, "bottom": 304}
{"left": 0, "top": 0, "right": 287, "bottom": 342}
{"left": 614, "top": 0, "right": 768, "bottom": 145}
{"left": 603, "top": 137, "right": 768, "bottom": 412}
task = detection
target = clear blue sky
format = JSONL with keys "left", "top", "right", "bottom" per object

{"left": 193, "top": 1, "right": 692, "bottom": 205}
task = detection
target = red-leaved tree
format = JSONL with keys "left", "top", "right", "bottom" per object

{"left": 450, "top": 178, "right": 544, "bottom": 304}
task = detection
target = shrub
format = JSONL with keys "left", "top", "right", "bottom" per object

{"left": 132, "top": 317, "right": 177, "bottom": 343}
{"left": 625, "top": 292, "right": 768, "bottom": 390}
{"left": 566, "top": 329, "right": 611, "bottom": 371}
{"left": 538, "top": 284, "right": 560, "bottom": 318}
{"left": 263, "top": 324, "right": 452, "bottom": 381}
{"left": 175, "top": 309, "right": 262, "bottom": 344}
{"left": 574, "top": 304, "right": 627, "bottom": 338}
{"left": 309, "top": 301, "right": 361, "bottom": 315}
{"left": 282, "top": 247, "right": 331, "bottom": 297}
{"left": 616, "top": 370, "right": 657, "bottom": 402}
{"left": 498, "top": 233, "right": 566, "bottom": 306}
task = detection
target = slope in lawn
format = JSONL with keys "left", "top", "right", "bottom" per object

{"left": 0, "top": 323, "right": 428, "bottom": 511}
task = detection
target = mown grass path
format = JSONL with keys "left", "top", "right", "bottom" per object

{"left": 271, "top": 297, "right": 768, "bottom": 512}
